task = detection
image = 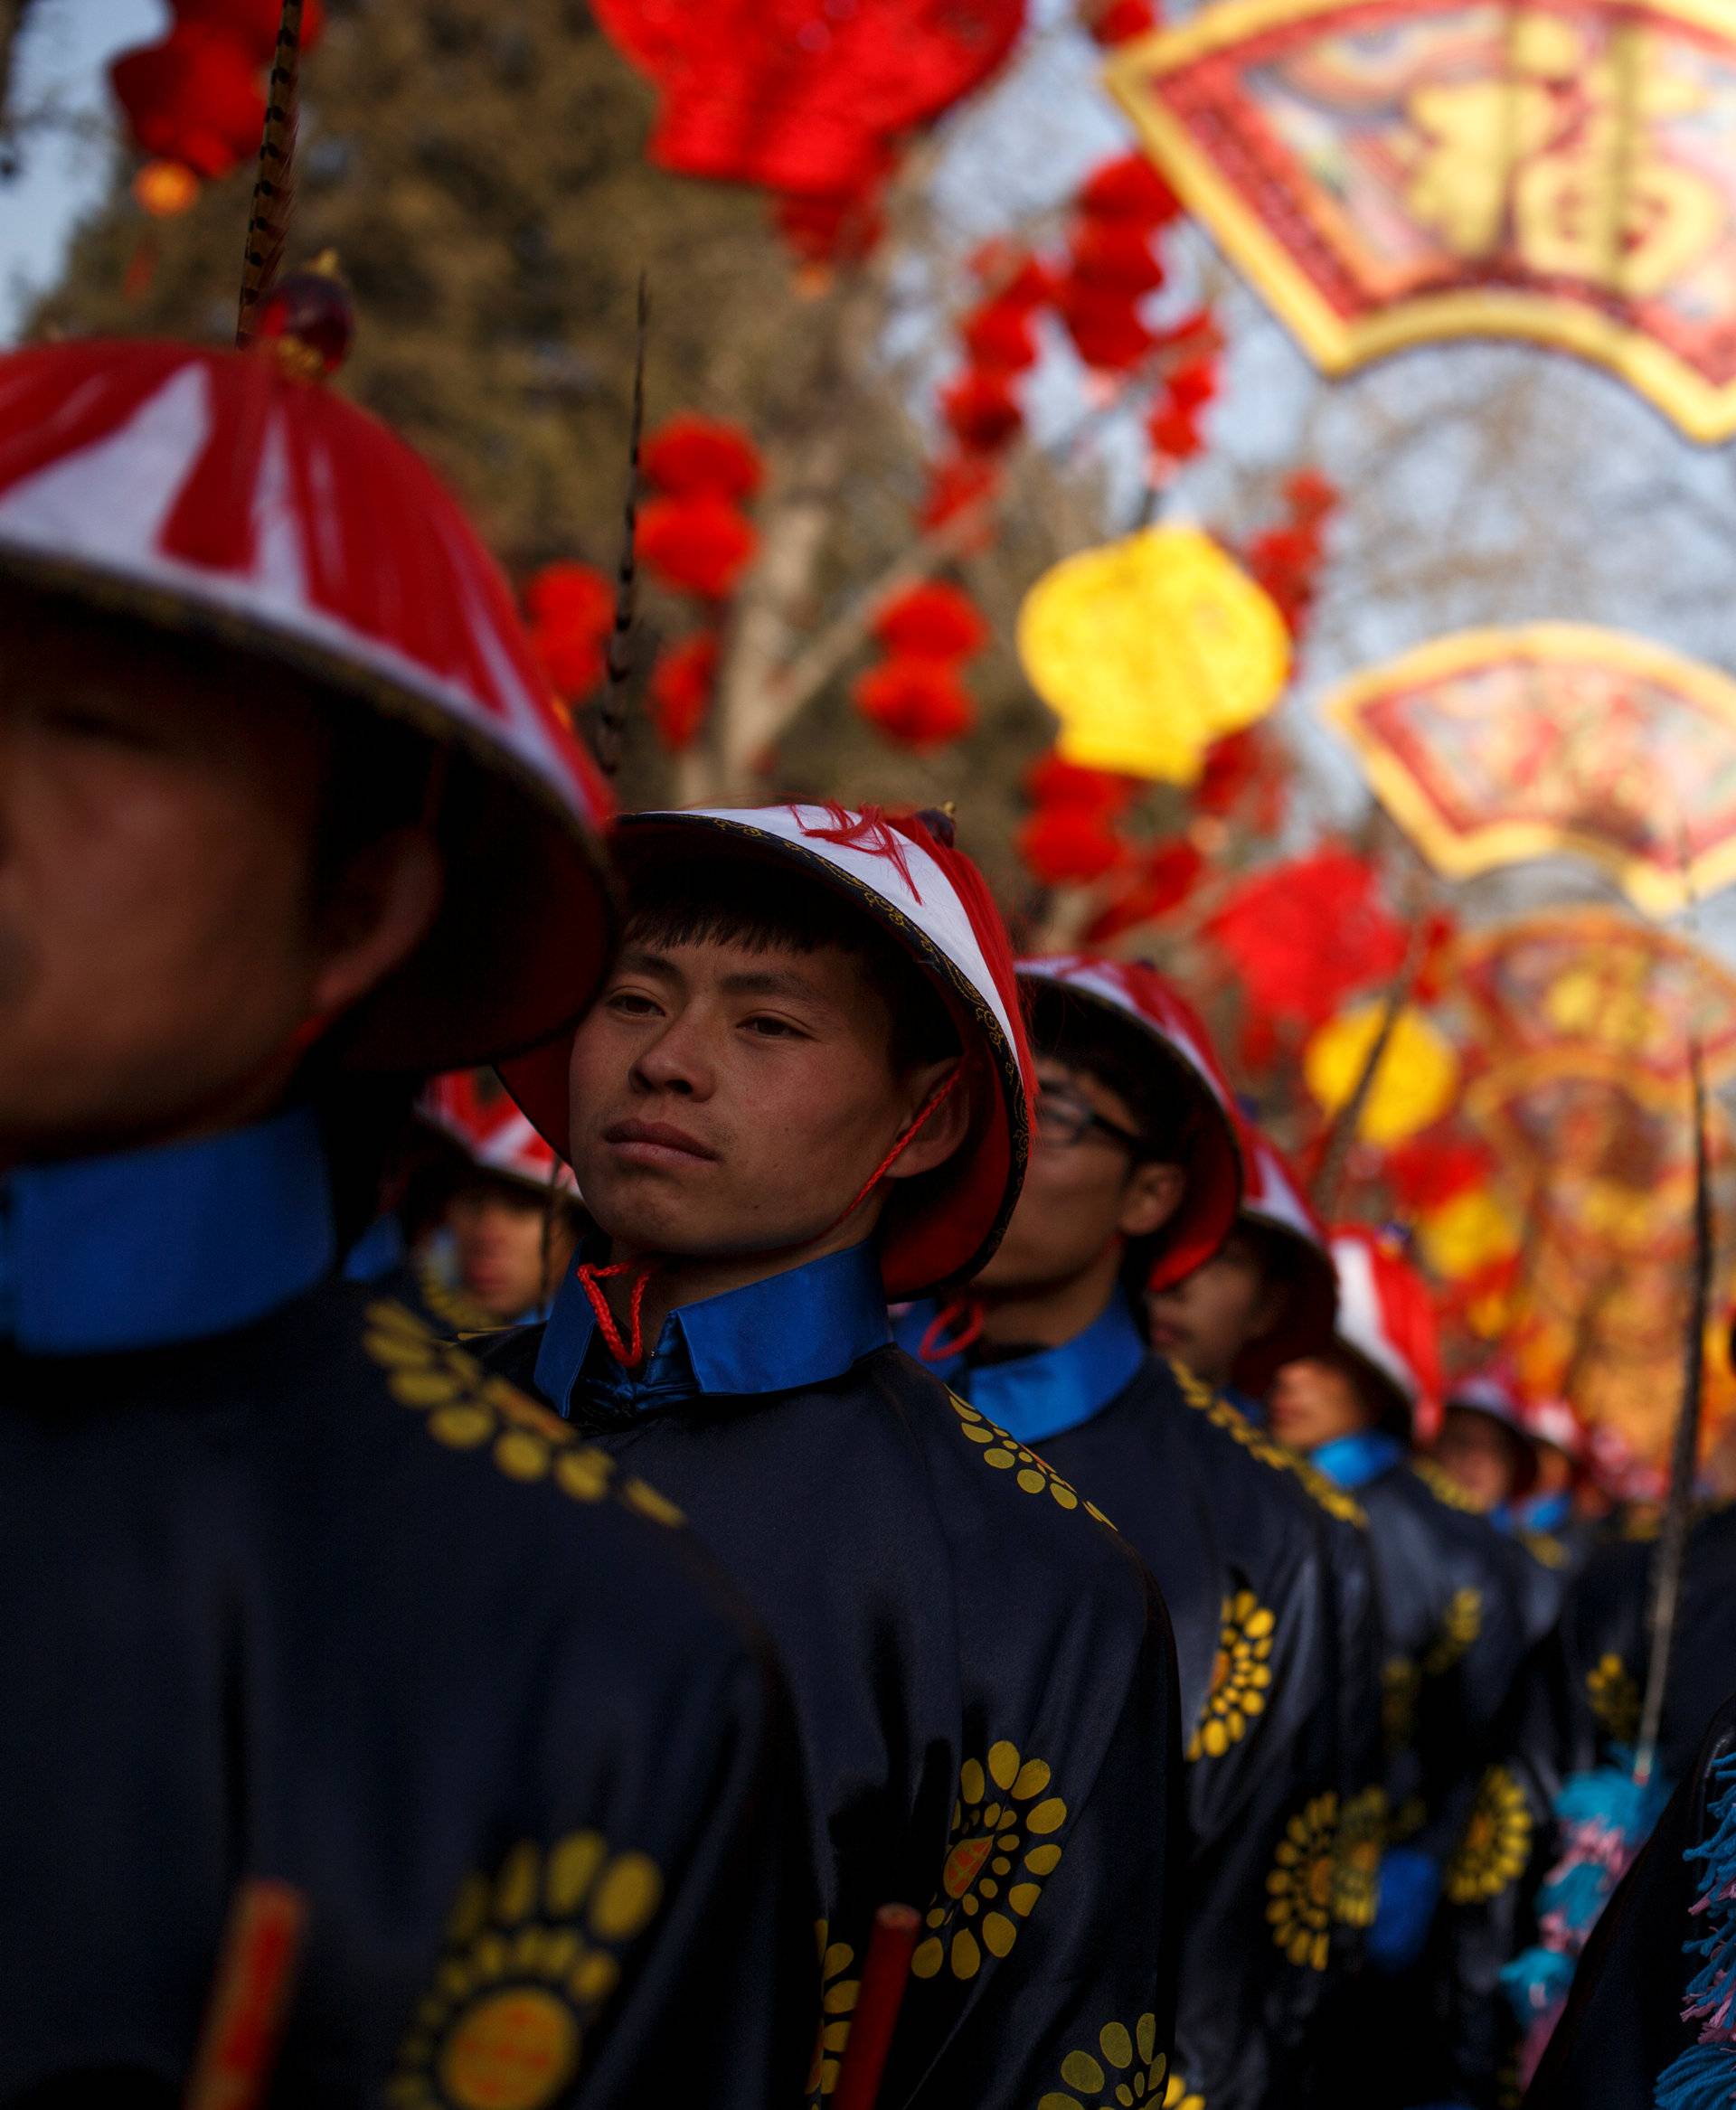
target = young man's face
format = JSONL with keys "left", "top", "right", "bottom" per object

{"left": 566, "top": 928, "right": 958, "bottom": 1265}
{"left": 448, "top": 1176, "right": 575, "bottom": 1324}
{"left": 0, "top": 600, "right": 439, "bottom": 1167}
{"left": 1433, "top": 1407, "right": 1528, "bottom": 1513}
{"left": 1269, "top": 1353, "right": 1375, "bottom": 1453}
{"left": 973, "top": 1056, "right": 1182, "bottom": 1298}
{"left": 1147, "top": 1228, "right": 1285, "bottom": 1387}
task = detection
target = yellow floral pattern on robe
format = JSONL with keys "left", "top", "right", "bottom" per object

{"left": 1267, "top": 1792, "right": 1339, "bottom": 1971}
{"left": 1382, "top": 1655, "right": 1421, "bottom": 1755}
{"left": 1037, "top": 2012, "right": 1168, "bottom": 2108}
{"left": 1332, "top": 1785, "right": 1388, "bottom": 1929}
{"left": 947, "top": 1393, "right": 1113, "bottom": 1526}
{"left": 1446, "top": 1766, "right": 1533, "bottom": 1904}
{"left": 387, "top": 1832, "right": 663, "bottom": 2110}
{"left": 1587, "top": 1653, "right": 1641, "bottom": 1747}
{"left": 1421, "top": 1588, "right": 1484, "bottom": 1677}
{"left": 807, "top": 1920, "right": 860, "bottom": 2102}
{"left": 1412, "top": 1456, "right": 1485, "bottom": 1516}
{"left": 1188, "top": 1589, "right": 1276, "bottom": 1760}
{"left": 1163, "top": 2077, "right": 1205, "bottom": 2110}
{"left": 363, "top": 1302, "right": 684, "bottom": 1527}
{"left": 911, "top": 1739, "right": 1067, "bottom": 1982}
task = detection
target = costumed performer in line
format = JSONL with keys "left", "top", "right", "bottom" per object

{"left": 493, "top": 807, "right": 1184, "bottom": 2110}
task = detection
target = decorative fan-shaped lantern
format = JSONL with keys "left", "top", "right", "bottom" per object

{"left": 1108, "top": 0, "right": 1736, "bottom": 440}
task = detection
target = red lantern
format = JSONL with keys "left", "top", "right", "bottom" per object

{"left": 171, "top": 0, "right": 326, "bottom": 65}
{"left": 1083, "top": 839, "right": 1203, "bottom": 939}
{"left": 1075, "top": 153, "right": 1181, "bottom": 229}
{"left": 650, "top": 632, "right": 720, "bottom": 750}
{"left": 1016, "top": 805, "right": 1128, "bottom": 885}
{"left": 638, "top": 495, "right": 759, "bottom": 600}
{"left": 852, "top": 657, "right": 976, "bottom": 749}
{"left": 1205, "top": 849, "right": 1405, "bottom": 1026}
{"left": 1088, "top": 0, "right": 1158, "bottom": 42}
{"left": 1055, "top": 280, "right": 1154, "bottom": 373}
{"left": 1023, "top": 750, "right": 1135, "bottom": 813}
{"left": 872, "top": 582, "right": 987, "bottom": 662}
{"left": 109, "top": 25, "right": 265, "bottom": 180}
{"left": 593, "top": 0, "right": 1026, "bottom": 200}
{"left": 940, "top": 368, "right": 1024, "bottom": 454}
{"left": 1195, "top": 728, "right": 1262, "bottom": 815}
{"left": 641, "top": 414, "right": 764, "bottom": 502}
{"left": 1067, "top": 221, "right": 1166, "bottom": 297}
{"left": 960, "top": 299, "right": 1041, "bottom": 374}
{"left": 524, "top": 562, "right": 615, "bottom": 702}
{"left": 918, "top": 455, "right": 1000, "bottom": 544}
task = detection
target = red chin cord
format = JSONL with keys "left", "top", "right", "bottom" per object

{"left": 918, "top": 1297, "right": 985, "bottom": 1362}
{"left": 577, "top": 1064, "right": 964, "bottom": 1373}
{"left": 575, "top": 1260, "right": 654, "bottom": 1370}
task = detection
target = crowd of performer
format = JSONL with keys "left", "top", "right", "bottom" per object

{"left": 6, "top": 299, "right": 1736, "bottom": 2110}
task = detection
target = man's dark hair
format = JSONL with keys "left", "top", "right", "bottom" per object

{"left": 623, "top": 849, "right": 960, "bottom": 1073}
{"left": 1024, "top": 982, "right": 1199, "bottom": 1169}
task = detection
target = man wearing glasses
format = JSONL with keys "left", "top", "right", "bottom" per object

{"left": 898, "top": 956, "right": 1350, "bottom": 2110}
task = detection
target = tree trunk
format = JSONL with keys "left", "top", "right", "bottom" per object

{"left": 0, "top": 0, "right": 37, "bottom": 152}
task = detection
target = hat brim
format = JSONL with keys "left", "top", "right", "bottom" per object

{"left": 501, "top": 811, "right": 1027, "bottom": 1299}
{"left": 0, "top": 547, "right": 618, "bottom": 1073}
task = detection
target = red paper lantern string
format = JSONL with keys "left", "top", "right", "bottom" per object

{"left": 1204, "top": 848, "right": 1405, "bottom": 1028}
{"left": 649, "top": 632, "right": 720, "bottom": 751}
{"left": 852, "top": 658, "right": 976, "bottom": 749}
{"left": 642, "top": 414, "right": 764, "bottom": 501}
{"left": 873, "top": 582, "right": 988, "bottom": 660}
{"left": 1022, "top": 750, "right": 1135, "bottom": 815}
{"left": 1081, "top": 838, "right": 1203, "bottom": 940}
{"left": 1016, "top": 804, "right": 1129, "bottom": 886}
{"left": 638, "top": 494, "right": 760, "bottom": 601}
{"left": 173, "top": 0, "right": 326, "bottom": 66}
{"left": 110, "top": 25, "right": 265, "bottom": 181}
{"left": 1083, "top": 0, "right": 1159, "bottom": 42}
{"left": 524, "top": 560, "right": 615, "bottom": 704}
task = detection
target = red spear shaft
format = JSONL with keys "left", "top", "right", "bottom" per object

{"left": 184, "top": 1879, "right": 307, "bottom": 2110}
{"left": 832, "top": 1903, "right": 921, "bottom": 2110}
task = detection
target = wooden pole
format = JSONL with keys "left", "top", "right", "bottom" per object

{"left": 832, "top": 1904, "right": 920, "bottom": 2110}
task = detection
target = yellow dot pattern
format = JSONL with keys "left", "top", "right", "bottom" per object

{"left": 946, "top": 1394, "right": 1114, "bottom": 1525}
{"left": 1037, "top": 2011, "right": 1168, "bottom": 2107}
{"left": 1266, "top": 1792, "right": 1340, "bottom": 1972}
{"left": 1445, "top": 1765, "right": 1533, "bottom": 1905}
{"left": 388, "top": 1832, "right": 664, "bottom": 2110}
{"left": 911, "top": 1738, "right": 1068, "bottom": 1983}
{"left": 363, "top": 1302, "right": 683, "bottom": 1528}
{"left": 1167, "top": 1359, "right": 1366, "bottom": 1531}
{"left": 1187, "top": 1587, "right": 1277, "bottom": 1761}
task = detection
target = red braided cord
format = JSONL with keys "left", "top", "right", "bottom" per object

{"left": 576, "top": 1259, "right": 653, "bottom": 1369}
{"left": 830, "top": 1065, "right": 962, "bottom": 1234}
{"left": 917, "top": 1296, "right": 985, "bottom": 1362}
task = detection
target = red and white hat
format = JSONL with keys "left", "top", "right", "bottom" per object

{"left": 1524, "top": 1394, "right": 1588, "bottom": 1465}
{"left": 503, "top": 803, "right": 1033, "bottom": 1299}
{"left": 423, "top": 1071, "right": 580, "bottom": 1199}
{"left": 1232, "top": 1126, "right": 1337, "bottom": 1389}
{"left": 0, "top": 339, "right": 614, "bottom": 1069}
{"left": 1015, "top": 955, "right": 1243, "bottom": 1291}
{"left": 1329, "top": 1226, "right": 1443, "bottom": 1442}
{"left": 1445, "top": 1367, "right": 1528, "bottom": 1435}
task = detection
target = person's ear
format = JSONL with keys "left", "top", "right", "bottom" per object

{"left": 883, "top": 1058, "right": 973, "bottom": 1182}
{"left": 1120, "top": 1159, "right": 1184, "bottom": 1240}
{"left": 307, "top": 826, "right": 444, "bottom": 1024}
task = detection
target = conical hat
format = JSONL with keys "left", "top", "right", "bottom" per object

{"left": 0, "top": 339, "right": 614, "bottom": 1069}
{"left": 422, "top": 1071, "right": 580, "bottom": 1199}
{"left": 1330, "top": 1226, "right": 1442, "bottom": 1441}
{"left": 503, "top": 803, "right": 1032, "bottom": 1297}
{"left": 1232, "top": 1125, "right": 1337, "bottom": 1389}
{"left": 1015, "top": 954, "right": 1243, "bottom": 1290}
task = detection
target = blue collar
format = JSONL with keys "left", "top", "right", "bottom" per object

{"left": 1311, "top": 1429, "right": 1405, "bottom": 1490}
{"left": 0, "top": 1106, "right": 336, "bottom": 1357}
{"left": 342, "top": 1211, "right": 408, "bottom": 1283}
{"left": 535, "top": 1239, "right": 892, "bottom": 1419}
{"left": 1520, "top": 1489, "right": 1573, "bottom": 1533}
{"left": 893, "top": 1289, "right": 1148, "bottom": 1448}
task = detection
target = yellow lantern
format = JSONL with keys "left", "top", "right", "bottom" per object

{"left": 133, "top": 159, "right": 200, "bottom": 218}
{"left": 1418, "top": 1189, "right": 1520, "bottom": 1281}
{"left": 1304, "top": 1002, "right": 1460, "bottom": 1146}
{"left": 1016, "top": 524, "right": 1291, "bottom": 783}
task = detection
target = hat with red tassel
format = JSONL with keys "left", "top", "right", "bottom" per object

{"left": 503, "top": 803, "right": 1032, "bottom": 1298}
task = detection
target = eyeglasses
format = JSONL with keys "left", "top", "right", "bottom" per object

{"left": 1034, "top": 1090, "right": 1148, "bottom": 1154}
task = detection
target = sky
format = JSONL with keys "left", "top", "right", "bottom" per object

{"left": 0, "top": 0, "right": 162, "bottom": 340}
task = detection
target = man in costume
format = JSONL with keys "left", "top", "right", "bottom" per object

{"left": 1269, "top": 1230, "right": 1532, "bottom": 2106}
{"left": 1433, "top": 1373, "right": 1537, "bottom": 1520}
{"left": 495, "top": 814, "right": 1182, "bottom": 2109}
{"left": 0, "top": 331, "right": 816, "bottom": 2102}
{"left": 892, "top": 956, "right": 1356, "bottom": 2110}
{"left": 422, "top": 1070, "right": 587, "bottom": 1329}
